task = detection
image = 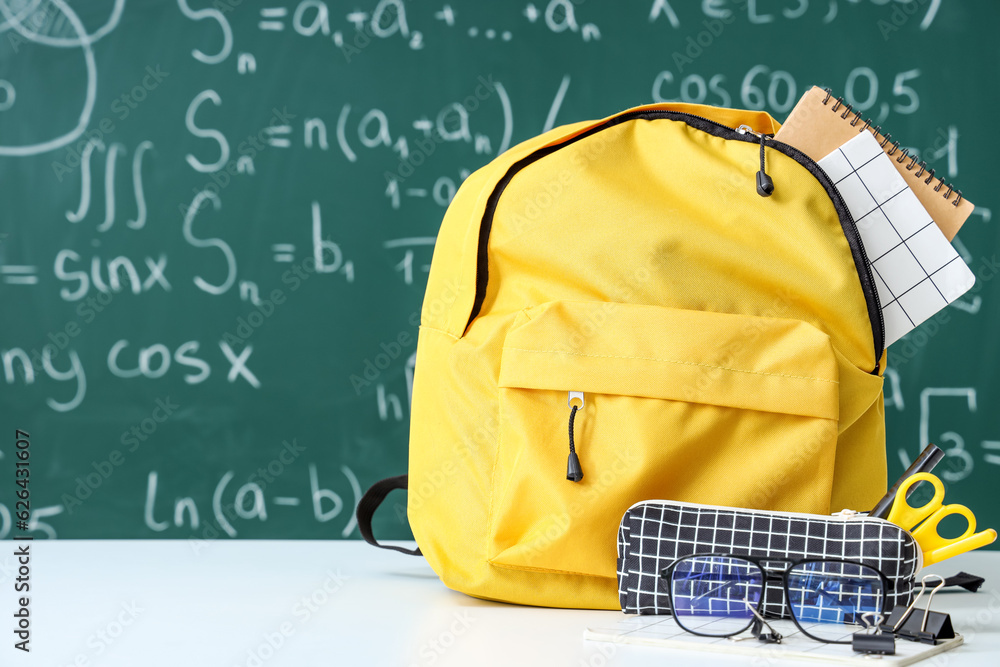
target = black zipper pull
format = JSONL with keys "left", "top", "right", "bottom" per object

{"left": 566, "top": 392, "right": 584, "bottom": 482}
{"left": 738, "top": 125, "right": 774, "bottom": 197}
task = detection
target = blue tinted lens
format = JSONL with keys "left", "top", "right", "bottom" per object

{"left": 669, "top": 556, "right": 764, "bottom": 636}
{"left": 787, "top": 561, "right": 884, "bottom": 643}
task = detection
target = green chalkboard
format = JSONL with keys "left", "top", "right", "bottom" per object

{"left": 1, "top": 0, "right": 998, "bottom": 543}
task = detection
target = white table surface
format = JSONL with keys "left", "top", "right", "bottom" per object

{"left": 2, "top": 540, "right": 998, "bottom": 666}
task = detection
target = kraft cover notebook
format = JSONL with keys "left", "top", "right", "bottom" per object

{"left": 775, "top": 86, "right": 974, "bottom": 241}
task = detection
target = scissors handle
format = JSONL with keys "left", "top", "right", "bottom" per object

{"left": 886, "top": 472, "right": 946, "bottom": 531}
{"left": 911, "top": 503, "right": 977, "bottom": 549}
{"left": 922, "top": 528, "right": 998, "bottom": 567}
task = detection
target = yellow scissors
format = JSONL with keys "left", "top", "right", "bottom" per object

{"left": 886, "top": 472, "right": 997, "bottom": 566}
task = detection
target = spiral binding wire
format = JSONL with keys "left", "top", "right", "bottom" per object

{"left": 821, "top": 88, "right": 962, "bottom": 206}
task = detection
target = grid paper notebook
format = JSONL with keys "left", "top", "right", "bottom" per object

{"left": 585, "top": 616, "right": 964, "bottom": 665}
{"left": 818, "top": 132, "right": 975, "bottom": 347}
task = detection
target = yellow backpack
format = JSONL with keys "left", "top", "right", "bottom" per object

{"left": 358, "top": 101, "right": 887, "bottom": 609}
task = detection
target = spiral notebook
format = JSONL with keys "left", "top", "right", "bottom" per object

{"left": 775, "top": 86, "right": 974, "bottom": 241}
{"left": 816, "top": 131, "right": 976, "bottom": 347}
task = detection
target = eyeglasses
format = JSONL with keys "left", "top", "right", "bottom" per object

{"left": 660, "top": 554, "right": 891, "bottom": 644}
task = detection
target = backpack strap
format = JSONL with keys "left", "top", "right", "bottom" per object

{"left": 356, "top": 474, "right": 422, "bottom": 556}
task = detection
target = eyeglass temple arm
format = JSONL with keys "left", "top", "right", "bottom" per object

{"left": 685, "top": 572, "right": 751, "bottom": 603}
{"left": 806, "top": 577, "right": 886, "bottom": 614}
{"left": 744, "top": 597, "right": 782, "bottom": 643}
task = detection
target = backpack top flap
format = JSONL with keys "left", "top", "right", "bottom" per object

{"left": 420, "top": 102, "right": 883, "bottom": 377}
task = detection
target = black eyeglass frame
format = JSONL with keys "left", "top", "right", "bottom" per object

{"left": 659, "top": 553, "right": 893, "bottom": 645}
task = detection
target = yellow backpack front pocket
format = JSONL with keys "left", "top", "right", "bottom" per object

{"left": 489, "top": 300, "right": 840, "bottom": 579}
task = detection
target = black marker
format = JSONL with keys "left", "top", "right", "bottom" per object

{"left": 869, "top": 444, "right": 945, "bottom": 520}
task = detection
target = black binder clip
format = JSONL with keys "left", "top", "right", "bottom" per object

{"left": 853, "top": 612, "right": 895, "bottom": 655}
{"left": 879, "top": 574, "right": 956, "bottom": 645}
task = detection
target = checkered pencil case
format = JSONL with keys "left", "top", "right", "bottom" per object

{"left": 617, "top": 500, "right": 921, "bottom": 619}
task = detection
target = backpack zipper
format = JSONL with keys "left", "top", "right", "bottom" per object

{"left": 736, "top": 124, "right": 775, "bottom": 197}
{"left": 465, "top": 109, "right": 885, "bottom": 369}
{"left": 566, "top": 391, "right": 585, "bottom": 482}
